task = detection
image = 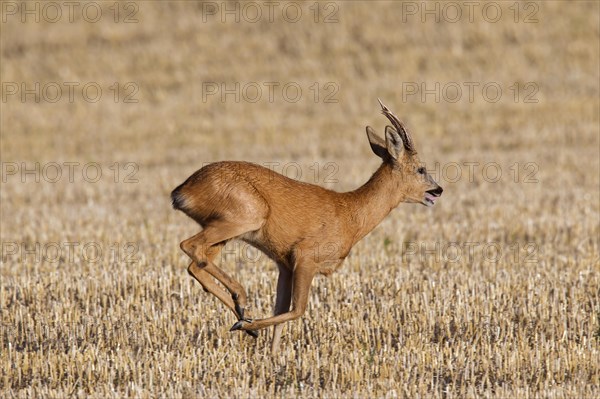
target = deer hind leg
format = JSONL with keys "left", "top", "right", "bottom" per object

{"left": 271, "top": 264, "right": 293, "bottom": 354}
{"left": 181, "top": 221, "right": 263, "bottom": 335}
{"left": 181, "top": 222, "right": 259, "bottom": 313}
{"left": 187, "top": 242, "right": 234, "bottom": 305}
{"left": 187, "top": 260, "right": 236, "bottom": 312}
{"left": 187, "top": 251, "right": 260, "bottom": 338}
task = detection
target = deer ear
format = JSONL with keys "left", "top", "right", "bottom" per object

{"left": 385, "top": 125, "right": 405, "bottom": 160}
{"left": 366, "top": 126, "right": 388, "bottom": 159}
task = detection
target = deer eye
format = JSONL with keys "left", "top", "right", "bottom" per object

{"left": 417, "top": 167, "right": 426, "bottom": 175}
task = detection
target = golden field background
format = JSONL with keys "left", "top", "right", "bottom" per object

{"left": 1, "top": 1, "right": 599, "bottom": 397}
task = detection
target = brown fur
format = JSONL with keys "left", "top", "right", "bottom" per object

{"left": 172, "top": 101, "right": 442, "bottom": 354}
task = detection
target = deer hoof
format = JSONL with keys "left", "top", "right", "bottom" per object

{"left": 230, "top": 320, "right": 244, "bottom": 331}
{"left": 230, "top": 318, "right": 253, "bottom": 332}
{"left": 245, "top": 329, "right": 259, "bottom": 338}
{"left": 235, "top": 303, "right": 245, "bottom": 320}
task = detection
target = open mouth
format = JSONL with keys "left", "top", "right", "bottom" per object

{"left": 423, "top": 187, "right": 443, "bottom": 207}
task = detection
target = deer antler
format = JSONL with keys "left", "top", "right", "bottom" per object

{"left": 377, "top": 98, "right": 416, "bottom": 154}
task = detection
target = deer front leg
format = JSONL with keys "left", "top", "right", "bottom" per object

{"left": 271, "top": 265, "right": 293, "bottom": 354}
{"left": 230, "top": 264, "right": 315, "bottom": 334}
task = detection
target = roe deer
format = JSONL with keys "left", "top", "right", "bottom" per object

{"left": 172, "top": 100, "right": 443, "bottom": 353}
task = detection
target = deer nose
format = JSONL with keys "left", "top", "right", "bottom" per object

{"left": 429, "top": 186, "right": 443, "bottom": 196}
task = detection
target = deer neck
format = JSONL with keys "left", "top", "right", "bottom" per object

{"left": 344, "top": 163, "right": 403, "bottom": 245}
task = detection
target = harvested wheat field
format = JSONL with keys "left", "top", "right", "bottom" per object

{"left": 1, "top": 1, "right": 599, "bottom": 398}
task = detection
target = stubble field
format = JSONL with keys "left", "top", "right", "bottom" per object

{"left": 1, "top": 1, "right": 599, "bottom": 397}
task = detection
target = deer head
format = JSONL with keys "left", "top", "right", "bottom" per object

{"left": 366, "top": 99, "right": 443, "bottom": 206}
